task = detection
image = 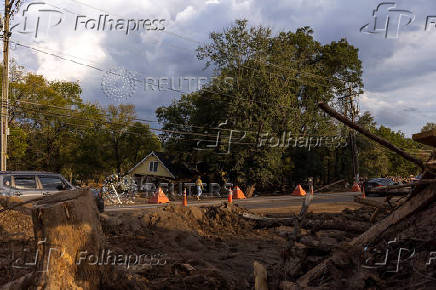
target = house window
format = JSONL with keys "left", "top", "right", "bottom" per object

{"left": 149, "top": 161, "right": 158, "bottom": 172}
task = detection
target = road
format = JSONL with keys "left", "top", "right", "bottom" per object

{"left": 106, "top": 191, "right": 370, "bottom": 212}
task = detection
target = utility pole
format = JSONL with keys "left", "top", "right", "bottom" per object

{"left": 347, "top": 88, "right": 360, "bottom": 184}
{"left": 340, "top": 87, "right": 360, "bottom": 184}
{"left": 1, "top": 0, "right": 10, "bottom": 171}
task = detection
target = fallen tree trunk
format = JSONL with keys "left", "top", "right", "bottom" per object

{"left": 314, "top": 179, "right": 345, "bottom": 193}
{"left": 30, "top": 189, "right": 103, "bottom": 289}
{"left": 318, "top": 102, "right": 425, "bottom": 168}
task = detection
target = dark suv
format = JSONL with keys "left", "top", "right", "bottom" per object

{"left": 0, "top": 171, "right": 104, "bottom": 212}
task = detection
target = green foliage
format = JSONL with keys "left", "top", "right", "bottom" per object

{"left": 3, "top": 64, "right": 161, "bottom": 182}
{"left": 158, "top": 20, "right": 364, "bottom": 188}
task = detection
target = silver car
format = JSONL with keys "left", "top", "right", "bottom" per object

{"left": 0, "top": 171, "right": 74, "bottom": 201}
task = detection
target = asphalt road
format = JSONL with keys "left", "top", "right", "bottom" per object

{"left": 106, "top": 191, "right": 367, "bottom": 212}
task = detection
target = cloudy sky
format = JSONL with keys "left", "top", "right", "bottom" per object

{"left": 9, "top": 0, "right": 436, "bottom": 136}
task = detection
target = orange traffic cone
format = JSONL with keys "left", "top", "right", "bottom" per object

{"left": 232, "top": 186, "right": 247, "bottom": 199}
{"left": 361, "top": 186, "right": 366, "bottom": 199}
{"left": 292, "top": 185, "right": 306, "bottom": 196}
{"left": 352, "top": 182, "right": 361, "bottom": 192}
{"left": 227, "top": 188, "right": 233, "bottom": 203}
{"left": 148, "top": 187, "right": 170, "bottom": 204}
{"left": 183, "top": 188, "right": 188, "bottom": 206}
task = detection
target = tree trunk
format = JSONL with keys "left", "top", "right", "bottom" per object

{"left": 31, "top": 189, "right": 103, "bottom": 289}
{"left": 246, "top": 184, "right": 255, "bottom": 198}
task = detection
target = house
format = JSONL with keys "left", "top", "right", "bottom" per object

{"left": 128, "top": 151, "right": 176, "bottom": 190}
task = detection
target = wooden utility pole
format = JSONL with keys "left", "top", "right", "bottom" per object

{"left": 341, "top": 88, "right": 360, "bottom": 183}
{"left": 1, "top": 0, "right": 11, "bottom": 171}
{"left": 348, "top": 90, "right": 360, "bottom": 183}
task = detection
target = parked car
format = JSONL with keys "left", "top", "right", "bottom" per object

{"left": 363, "top": 178, "right": 410, "bottom": 196}
{"left": 0, "top": 171, "right": 104, "bottom": 212}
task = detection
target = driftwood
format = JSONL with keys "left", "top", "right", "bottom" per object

{"left": 30, "top": 189, "right": 103, "bottom": 289}
{"left": 0, "top": 273, "right": 33, "bottom": 290}
{"left": 297, "top": 182, "right": 436, "bottom": 287}
{"left": 353, "top": 196, "right": 388, "bottom": 209}
{"left": 0, "top": 196, "right": 45, "bottom": 214}
{"left": 314, "top": 179, "right": 345, "bottom": 193}
{"left": 318, "top": 102, "right": 425, "bottom": 168}
{"left": 295, "top": 104, "right": 436, "bottom": 287}
{"left": 254, "top": 261, "right": 268, "bottom": 290}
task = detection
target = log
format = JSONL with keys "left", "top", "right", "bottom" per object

{"left": 297, "top": 183, "right": 436, "bottom": 287}
{"left": 353, "top": 196, "right": 388, "bottom": 209}
{"left": 254, "top": 261, "right": 268, "bottom": 290}
{"left": 314, "top": 179, "right": 345, "bottom": 193}
{"left": 318, "top": 102, "right": 425, "bottom": 168}
{"left": 0, "top": 273, "right": 33, "bottom": 289}
{"left": 30, "top": 189, "right": 103, "bottom": 289}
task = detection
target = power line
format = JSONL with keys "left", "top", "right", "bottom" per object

{"left": 46, "top": 0, "right": 347, "bottom": 91}
{"left": 11, "top": 103, "right": 222, "bottom": 138}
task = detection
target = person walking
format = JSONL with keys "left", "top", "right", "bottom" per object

{"left": 195, "top": 176, "right": 204, "bottom": 200}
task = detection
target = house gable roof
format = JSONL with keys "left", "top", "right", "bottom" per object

{"left": 128, "top": 151, "right": 176, "bottom": 179}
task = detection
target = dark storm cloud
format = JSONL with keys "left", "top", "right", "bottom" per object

{"left": 12, "top": 0, "right": 436, "bottom": 133}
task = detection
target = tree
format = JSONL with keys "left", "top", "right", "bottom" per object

{"left": 157, "top": 20, "right": 364, "bottom": 190}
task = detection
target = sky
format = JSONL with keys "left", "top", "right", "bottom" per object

{"left": 8, "top": 0, "right": 436, "bottom": 136}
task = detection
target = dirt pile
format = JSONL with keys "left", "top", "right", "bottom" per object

{"left": 100, "top": 203, "right": 285, "bottom": 289}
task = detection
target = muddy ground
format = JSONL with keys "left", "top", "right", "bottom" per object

{"left": 1, "top": 195, "right": 433, "bottom": 289}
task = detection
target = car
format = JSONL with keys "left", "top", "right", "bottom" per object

{"left": 363, "top": 178, "right": 410, "bottom": 196}
{"left": 0, "top": 171, "right": 104, "bottom": 212}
